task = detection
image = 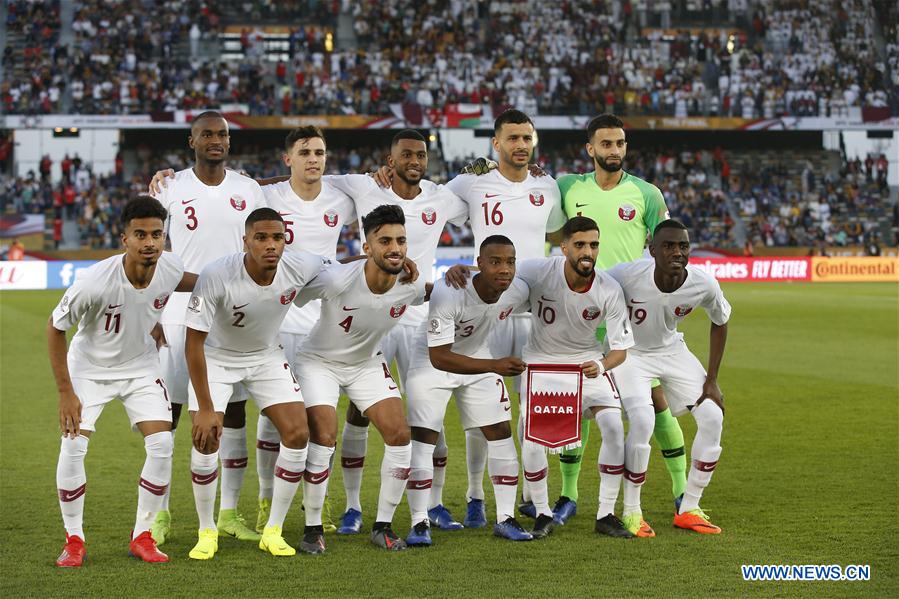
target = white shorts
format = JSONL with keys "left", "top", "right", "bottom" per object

{"left": 613, "top": 343, "right": 707, "bottom": 417}
{"left": 379, "top": 324, "right": 416, "bottom": 387}
{"left": 488, "top": 313, "right": 530, "bottom": 392}
{"left": 406, "top": 366, "right": 512, "bottom": 431}
{"left": 161, "top": 323, "right": 248, "bottom": 405}
{"left": 188, "top": 356, "right": 303, "bottom": 413}
{"left": 295, "top": 353, "right": 400, "bottom": 414}
{"left": 521, "top": 354, "right": 621, "bottom": 415}
{"left": 279, "top": 331, "right": 310, "bottom": 374}
{"left": 72, "top": 375, "right": 172, "bottom": 432}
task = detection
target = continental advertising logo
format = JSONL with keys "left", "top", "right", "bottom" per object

{"left": 811, "top": 257, "right": 899, "bottom": 282}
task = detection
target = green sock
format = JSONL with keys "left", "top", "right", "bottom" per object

{"left": 558, "top": 422, "right": 590, "bottom": 502}
{"left": 653, "top": 408, "right": 687, "bottom": 499}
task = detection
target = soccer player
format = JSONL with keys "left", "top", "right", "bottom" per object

{"left": 325, "top": 130, "right": 469, "bottom": 534}
{"left": 184, "top": 208, "right": 329, "bottom": 558}
{"left": 292, "top": 205, "right": 426, "bottom": 553}
{"left": 49, "top": 196, "right": 195, "bottom": 566}
{"left": 607, "top": 220, "right": 730, "bottom": 535}
{"left": 405, "top": 235, "right": 533, "bottom": 545}
{"left": 149, "top": 111, "right": 267, "bottom": 545}
{"left": 515, "top": 217, "right": 635, "bottom": 538}
{"left": 443, "top": 109, "right": 566, "bottom": 527}
{"left": 552, "top": 113, "right": 679, "bottom": 527}
{"left": 253, "top": 126, "right": 356, "bottom": 533}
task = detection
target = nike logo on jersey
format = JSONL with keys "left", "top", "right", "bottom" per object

{"left": 459, "top": 318, "right": 475, "bottom": 324}
{"left": 342, "top": 306, "right": 359, "bottom": 311}
{"left": 107, "top": 304, "right": 122, "bottom": 310}
{"left": 484, "top": 193, "right": 501, "bottom": 198}
{"left": 181, "top": 198, "right": 197, "bottom": 205}
{"left": 575, "top": 203, "right": 589, "bottom": 208}
{"left": 232, "top": 303, "right": 249, "bottom": 310}
{"left": 539, "top": 296, "right": 555, "bottom": 302}
{"left": 631, "top": 299, "right": 646, "bottom": 304}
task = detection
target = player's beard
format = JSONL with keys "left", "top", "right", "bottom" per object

{"left": 595, "top": 156, "right": 623, "bottom": 173}
{"left": 570, "top": 256, "right": 595, "bottom": 278}
{"left": 375, "top": 253, "right": 405, "bottom": 276}
{"left": 394, "top": 167, "right": 421, "bottom": 187}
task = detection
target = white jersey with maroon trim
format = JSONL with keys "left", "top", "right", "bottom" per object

{"left": 184, "top": 251, "right": 329, "bottom": 367}
{"left": 516, "top": 256, "right": 633, "bottom": 362}
{"left": 326, "top": 174, "right": 468, "bottom": 326}
{"left": 51, "top": 252, "right": 184, "bottom": 380}
{"left": 296, "top": 260, "right": 427, "bottom": 365}
{"left": 447, "top": 170, "right": 565, "bottom": 262}
{"left": 153, "top": 167, "right": 266, "bottom": 326}
{"left": 606, "top": 259, "right": 731, "bottom": 355}
{"left": 409, "top": 276, "right": 530, "bottom": 370}
{"left": 263, "top": 179, "right": 356, "bottom": 334}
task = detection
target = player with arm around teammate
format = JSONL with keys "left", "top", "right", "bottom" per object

{"left": 184, "top": 208, "right": 330, "bottom": 559}
{"left": 404, "top": 235, "right": 533, "bottom": 546}
{"left": 49, "top": 196, "right": 197, "bottom": 566}
{"left": 607, "top": 219, "right": 731, "bottom": 535}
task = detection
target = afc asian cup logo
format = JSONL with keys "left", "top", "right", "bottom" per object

{"left": 153, "top": 293, "right": 171, "bottom": 309}
{"left": 498, "top": 307, "right": 513, "bottom": 320}
{"left": 389, "top": 304, "right": 407, "bottom": 318}
{"left": 280, "top": 288, "right": 297, "bottom": 305}
{"left": 582, "top": 306, "right": 601, "bottom": 321}
{"left": 230, "top": 196, "right": 247, "bottom": 211}
{"left": 674, "top": 305, "right": 693, "bottom": 317}
{"left": 323, "top": 211, "right": 339, "bottom": 227}
{"left": 421, "top": 208, "right": 437, "bottom": 225}
{"left": 429, "top": 318, "right": 441, "bottom": 334}
{"left": 529, "top": 192, "right": 545, "bottom": 206}
{"left": 618, "top": 204, "right": 636, "bottom": 221}
{"left": 188, "top": 295, "right": 203, "bottom": 313}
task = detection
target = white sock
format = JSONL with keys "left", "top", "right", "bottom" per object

{"left": 219, "top": 426, "right": 247, "bottom": 511}
{"left": 57, "top": 435, "right": 89, "bottom": 539}
{"left": 256, "top": 414, "right": 280, "bottom": 501}
{"left": 429, "top": 430, "right": 448, "bottom": 509}
{"left": 487, "top": 437, "right": 519, "bottom": 522}
{"left": 407, "top": 440, "right": 435, "bottom": 525}
{"left": 623, "top": 405, "right": 654, "bottom": 517}
{"left": 160, "top": 434, "right": 173, "bottom": 512}
{"left": 595, "top": 408, "right": 625, "bottom": 519}
{"left": 190, "top": 448, "right": 219, "bottom": 530}
{"left": 376, "top": 443, "right": 411, "bottom": 524}
{"left": 680, "top": 401, "right": 724, "bottom": 514}
{"left": 465, "top": 427, "right": 487, "bottom": 501}
{"left": 302, "top": 443, "right": 334, "bottom": 527}
{"left": 341, "top": 423, "right": 368, "bottom": 512}
{"left": 521, "top": 440, "right": 551, "bottom": 516}
{"left": 268, "top": 444, "right": 307, "bottom": 529}
{"left": 516, "top": 413, "right": 530, "bottom": 502}
{"left": 134, "top": 431, "right": 173, "bottom": 536}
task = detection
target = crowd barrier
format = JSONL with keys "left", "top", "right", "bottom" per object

{"left": 1, "top": 256, "right": 897, "bottom": 291}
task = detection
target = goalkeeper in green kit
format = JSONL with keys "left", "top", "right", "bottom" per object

{"left": 543, "top": 114, "right": 687, "bottom": 536}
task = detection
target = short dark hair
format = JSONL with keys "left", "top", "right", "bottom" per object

{"left": 586, "top": 113, "right": 624, "bottom": 142}
{"left": 494, "top": 109, "right": 534, "bottom": 135}
{"left": 285, "top": 126, "right": 326, "bottom": 151}
{"left": 245, "top": 207, "right": 284, "bottom": 231}
{"left": 479, "top": 235, "right": 514, "bottom": 252}
{"left": 652, "top": 219, "right": 689, "bottom": 237}
{"left": 391, "top": 129, "right": 427, "bottom": 149}
{"left": 562, "top": 216, "right": 599, "bottom": 240}
{"left": 362, "top": 204, "right": 405, "bottom": 237}
{"left": 122, "top": 195, "right": 167, "bottom": 228}
{"left": 190, "top": 110, "right": 227, "bottom": 133}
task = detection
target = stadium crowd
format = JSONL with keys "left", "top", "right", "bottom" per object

{"left": 2, "top": 0, "right": 896, "bottom": 117}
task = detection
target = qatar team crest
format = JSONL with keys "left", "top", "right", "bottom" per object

{"left": 230, "top": 196, "right": 247, "bottom": 211}
{"left": 280, "top": 288, "right": 297, "bottom": 305}
{"left": 323, "top": 211, "right": 339, "bottom": 227}
{"left": 421, "top": 208, "right": 437, "bottom": 225}
{"left": 529, "top": 191, "right": 545, "bottom": 206}
{"left": 153, "top": 293, "right": 171, "bottom": 309}
{"left": 389, "top": 303, "right": 407, "bottom": 318}
{"left": 618, "top": 203, "right": 636, "bottom": 221}
{"left": 674, "top": 304, "right": 693, "bottom": 317}
{"left": 582, "top": 306, "right": 601, "bottom": 321}
{"left": 498, "top": 307, "right": 514, "bottom": 320}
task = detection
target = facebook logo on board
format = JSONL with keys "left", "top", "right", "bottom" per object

{"left": 46, "top": 261, "right": 96, "bottom": 289}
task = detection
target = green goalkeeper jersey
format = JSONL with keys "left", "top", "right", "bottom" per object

{"left": 558, "top": 171, "right": 669, "bottom": 270}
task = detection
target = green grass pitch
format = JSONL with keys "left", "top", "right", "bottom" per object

{"left": 1, "top": 283, "right": 896, "bottom": 598}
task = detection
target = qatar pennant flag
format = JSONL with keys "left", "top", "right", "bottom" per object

{"left": 524, "top": 364, "right": 584, "bottom": 452}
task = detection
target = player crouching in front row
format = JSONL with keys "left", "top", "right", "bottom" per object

{"left": 49, "top": 196, "right": 198, "bottom": 566}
